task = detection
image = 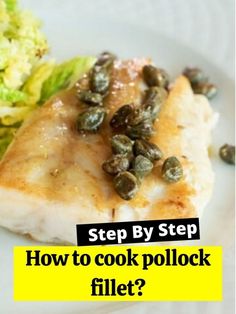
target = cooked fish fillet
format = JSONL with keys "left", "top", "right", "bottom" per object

{"left": 0, "top": 59, "right": 217, "bottom": 244}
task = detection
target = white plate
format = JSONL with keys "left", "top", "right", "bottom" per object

{"left": 0, "top": 2, "right": 234, "bottom": 314}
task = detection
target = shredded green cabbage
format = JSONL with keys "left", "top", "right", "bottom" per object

{"left": 40, "top": 56, "right": 95, "bottom": 104}
{"left": 21, "top": 61, "right": 55, "bottom": 106}
{"left": 5, "top": 0, "right": 17, "bottom": 12}
{"left": 0, "top": 133, "right": 13, "bottom": 157}
{"left": 0, "top": 2, "right": 49, "bottom": 90}
{"left": 0, "top": 0, "right": 49, "bottom": 156}
{"left": 0, "top": 123, "right": 17, "bottom": 158}
{"left": 0, "top": 0, "right": 96, "bottom": 158}
{"left": 0, "top": 83, "right": 26, "bottom": 103}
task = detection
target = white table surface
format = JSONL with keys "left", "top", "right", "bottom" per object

{"left": 2, "top": 0, "right": 235, "bottom": 313}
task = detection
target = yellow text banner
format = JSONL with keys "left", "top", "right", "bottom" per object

{"left": 14, "top": 246, "right": 222, "bottom": 301}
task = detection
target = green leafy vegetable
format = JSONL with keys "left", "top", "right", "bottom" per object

{"left": 40, "top": 56, "right": 95, "bottom": 103}
{"left": 21, "top": 61, "right": 55, "bottom": 105}
{"left": 0, "top": 124, "right": 18, "bottom": 158}
{"left": 0, "top": 0, "right": 96, "bottom": 159}
{"left": 5, "top": 0, "right": 17, "bottom": 11}
{"left": 0, "top": 0, "right": 49, "bottom": 90}
{"left": 0, "top": 84, "right": 26, "bottom": 103}
{"left": 0, "top": 0, "right": 49, "bottom": 131}
{"left": 0, "top": 133, "right": 13, "bottom": 158}
{"left": 0, "top": 106, "right": 32, "bottom": 125}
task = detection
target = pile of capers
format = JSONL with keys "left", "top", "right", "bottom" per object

{"left": 103, "top": 64, "right": 183, "bottom": 200}
{"left": 76, "top": 52, "right": 116, "bottom": 132}
{"left": 183, "top": 67, "right": 217, "bottom": 99}
{"left": 75, "top": 54, "right": 233, "bottom": 199}
{"left": 103, "top": 136, "right": 164, "bottom": 200}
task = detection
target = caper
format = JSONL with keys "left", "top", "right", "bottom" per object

{"left": 111, "top": 134, "right": 134, "bottom": 155}
{"left": 78, "top": 90, "right": 103, "bottom": 106}
{"left": 132, "top": 155, "right": 153, "bottom": 179}
{"left": 219, "top": 144, "right": 235, "bottom": 165}
{"left": 143, "top": 65, "right": 169, "bottom": 88}
{"left": 162, "top": 156, "right": 183, "bottom": 183}
{"left": 142, "top": 86, "right": 167, "bottom": 121}
{"left": 102, "top": 155, "right": 130, "bottom": 176}
{"left": 90, "top": 67, "right": 110, "bottom": 95}
{"left": 113, "top": 171, "right": 139, "bottom": 200}
{"left": 110, "top": 104, "right": 134, "bottom": 130}
{"left": 133, "top": 139, "right": 163, "bottom": 161}
{"left": 77, "top": 107, "right": 106, "bottom": 132}
{"left": 192, "top": 83, "right": 217, "bottom": 99}
{"left": 183, "top": 67, "right": 208, "bottom": 85}
{"left": 95, "top": 51, "right": 116, "bottom": 68}
{"left": 127, "top": 108, "right": 150, "bottom": 126}
{"left": 126, "top": 120, "right": 154, "bottom": 140}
